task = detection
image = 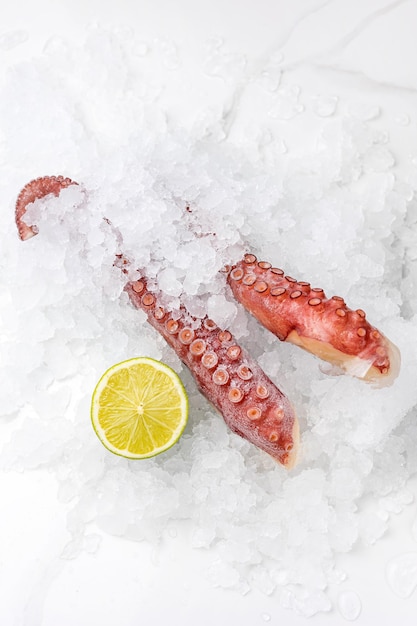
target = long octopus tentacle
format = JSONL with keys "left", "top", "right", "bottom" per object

{"left": 15, "top": 176, "right": 299, "bottom": 468}
{"left": 227, "top": 254, "right": 401, "bottom": 386}
{"left": 126, "top": 279, "right": 299, "bottom": 467}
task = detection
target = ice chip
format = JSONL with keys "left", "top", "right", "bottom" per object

{"left": 207, "top": 294, "right": 237, "bottom": 328}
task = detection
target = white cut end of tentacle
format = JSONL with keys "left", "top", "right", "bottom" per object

{"left": 287, "top": 329, "right": 401, "bottom": 387}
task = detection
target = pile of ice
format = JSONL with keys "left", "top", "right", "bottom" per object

{"left": 1, "top": 28, "right": 417, "bottom": 617}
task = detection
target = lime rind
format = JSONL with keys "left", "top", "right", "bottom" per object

{"left": 91, "top": 357, "right": 189, "bottom": 459}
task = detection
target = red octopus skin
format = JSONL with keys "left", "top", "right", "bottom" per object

{"left": 15, "top": 176, "right": 299, "bottom": 468}
{"left": 227, "top": 254, "right": 401, "bottom": 386}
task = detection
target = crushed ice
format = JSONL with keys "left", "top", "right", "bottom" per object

{"left": 0, "top": 27, "right": 417, "bottom": 618}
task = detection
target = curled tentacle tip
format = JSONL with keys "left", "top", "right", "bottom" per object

{"left": 15, "top": 175, "right": 77, "bottom": 241}
{"left": 17, "top": 222, "right": 38, "bottom": 241}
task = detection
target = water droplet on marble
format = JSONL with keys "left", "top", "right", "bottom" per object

{"left": 261, "top": 613, "right": 271, "bottom": 622}
{"left": 348, "top": 102, "right": 380, "bottom": 121}
{"left": 386, "top": 552, "right": 417, "bottom": 598}
{"left": 269, "top": 85, "right": 304, "bottom": 120}
{"left": 395, "top": 113, "right": 410, "bottom": 126}
{"left": 337, "top": 590, "right": 361, "bottom": 621}
{"left": 373, "top": 129, "right": 389, "bottom": 144}
{"left": 312, "top": 95, "right": 338, "bottom": 117}
{"left": 257, "top": 68, "right": 282, "bottom": 92}
{"left": 257, "top": 50, "right": 284, "bottom": 91}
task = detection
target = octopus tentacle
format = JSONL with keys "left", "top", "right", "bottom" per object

{"left": 227, "top": 254, "right": 401, "bottom": 386}
{"left": 15, "top": 176, "right": 299, "bottom": 468}
{"left": 126, "top": 279, "right": 299, "bottom": 467}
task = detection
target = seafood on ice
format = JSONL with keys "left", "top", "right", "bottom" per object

{"left": 227, "top": 256, "right": 400, "bottom": 387}
{"left": 14, "top": 175, "right": 401, "bottom": 467}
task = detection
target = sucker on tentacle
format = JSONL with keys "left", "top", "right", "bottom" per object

{"left": 15, "top": 176, "right": 299, "bottom": 468}
{"left": 227, "top": 254, "right": 401, "bottom": 387}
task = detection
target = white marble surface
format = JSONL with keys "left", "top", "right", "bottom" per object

{"left": 1, "top": 1, "right": 417, "bottom": 625}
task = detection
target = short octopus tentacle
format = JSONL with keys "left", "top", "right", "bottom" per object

{"left": 227, "top": 254, "right": 401, "bottom": 386}
{"left": 15, "top": 177, "right": 299, "bottom": 468}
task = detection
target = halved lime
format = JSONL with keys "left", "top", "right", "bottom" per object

{"left": 91, "top": 357, "right": 188, "bottom": 459}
